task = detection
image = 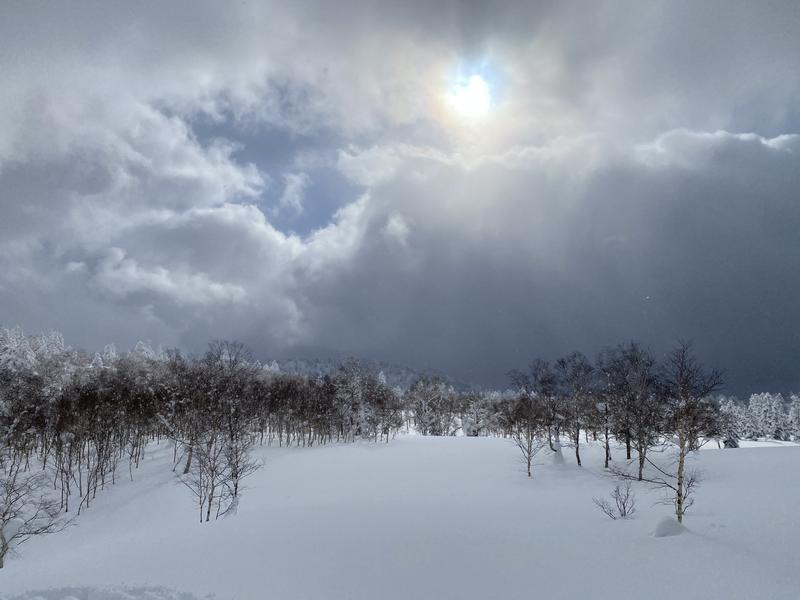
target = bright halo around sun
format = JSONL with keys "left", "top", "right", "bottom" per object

{"left": 448, "top": 74, "right": 491, "bottom": 119}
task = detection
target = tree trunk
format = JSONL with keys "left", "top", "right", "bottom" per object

{"left": 183, "top": 443, "right": 193, "bottom": 475}
{"left": 625, "top": 433, "right": 632, "bottom": 459}
{"left": 676, "top": 433, "right": 687, "bottom": 524}
{"left": 206, "top": 483, "right": 215, "bottom": 522}
{"left": 0, "top": 529, "right": 7, "bottom": 569}
{"left": 637, "top": 448, "right": 645, "bottom": 481}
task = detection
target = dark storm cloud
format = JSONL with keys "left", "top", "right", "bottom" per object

{"left": 296, "top": 132, "right": 800, "bottom": 394}
{"left": 1, "top": 1, "right": 799, "bottom": 395}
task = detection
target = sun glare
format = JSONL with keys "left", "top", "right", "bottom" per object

{"left": 448, "top": 74, "right": 491, "bottom": 119}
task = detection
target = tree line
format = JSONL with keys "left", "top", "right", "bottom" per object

{"left": 719, "top": 392, "right": 800, "bottom": 443}
{"left": 0, "top": 326, "right": 794, "bottom": 566}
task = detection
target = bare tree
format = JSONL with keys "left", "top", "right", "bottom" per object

{"left": 554, "top": 352, "right": 594, "bottom": 467}
{"left": 509, "top": 360, "right": 563, "bottom": 453}
{"left": 510, "top": 395, "right": 547, "bottom": 477}
{"left": 180, "top": 430, "right": 230, "bottom": 523}
{"left": 0, "top": 454, "right": 69, "bottom": 568}
{"left": 618, "top": 343, "right": 662, "bottom": 480}
{"left": 659, "top": 340, "right": 723, "bottom": 523}
{"left": 594, "top": 350, "right": 616, "bottom": 469}
{"left": 593, "top": 482, "right": 636, "bottom": 520}
{"left": 603, "top": 342, "right": 663, "bottom": 473}
{"left": 204, "top": 340, "right": 258, "bottom": 498}
{"left": 219, "top": 437, "right": 261, "bottom": 517}
{"left": 611, "top": 450, "right": 701, "bottom": 523}
{"left": 609, "top": 342, "right": 722, "bottom": 524}
{"left": 408, "top": 375, "right": 459, "bottom": 436}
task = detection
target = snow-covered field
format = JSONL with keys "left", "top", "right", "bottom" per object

{"left": 1, "top": 436, "right": 797, "bottom": 600}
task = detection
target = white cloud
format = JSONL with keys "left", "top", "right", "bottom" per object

{"left": 278, "top": 173, "right": 310, "bottom": 215}
{"left": 635, "top": 129, "right": 800, "bottom": 169}
{"left": 93, "top": 248, "right": 247, "bottom": 306}
{"left": 383, "top": 213, "right": 412, "bottom": 247}
{"left": 1, "top": 1, "right": 799, "bottom": 391}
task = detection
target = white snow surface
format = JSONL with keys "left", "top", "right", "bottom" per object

{"left": 5, "top": 587, "right": 204, "bottom": 600}
{"left": 652, "top": 516, "right": 687, "bottom": 538}
{"left": 1, "top": 436, "right": 797, "bottom": 600}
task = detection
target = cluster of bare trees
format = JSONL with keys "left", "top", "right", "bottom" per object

{"left": 500, "top": 341, "right": 723, "bottom": 523}
{"left": 398, "top": 341, "right": 725, "bottom": 524}
{"left": 0, "top": 325, "right": 728, "bottom": 566}
{"left": 0, "top": 328, "right": 410, "bottom": 564}
{"left": 0, "top": 451, "right": 67, "bottom": 568}
{"left": 369, "top": 340, "right": 725, "bottom": 524}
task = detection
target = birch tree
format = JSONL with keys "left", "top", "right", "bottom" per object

{"left": 554, "top": 352, "right": 594, "bottom": 467}
{"left": 510, "top": 394, "right": 546, "bottom": 477}
{"left": 658, "top": 341, "right": 723, "bottom": 523}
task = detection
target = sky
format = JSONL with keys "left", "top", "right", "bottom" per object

{"left": 1, "top": 1, "right": 800, "bottom": 395}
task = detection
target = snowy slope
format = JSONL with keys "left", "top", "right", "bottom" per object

{"left": 1, "top": 437, "right": 798, "bottom": 600}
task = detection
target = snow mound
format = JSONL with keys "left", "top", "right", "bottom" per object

{"left": 652, "top": 517, "right": 687, "bottom": 538}
{"left": 3, "top": 587, "right": 206, "bottom": 600}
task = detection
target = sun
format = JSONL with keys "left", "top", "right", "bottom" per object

{"left": 448, "top": 74, "right": 491, "bottom": 119}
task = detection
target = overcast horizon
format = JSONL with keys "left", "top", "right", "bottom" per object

{"left": 2, "top": 1, "right": 800, "bottom": 396}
